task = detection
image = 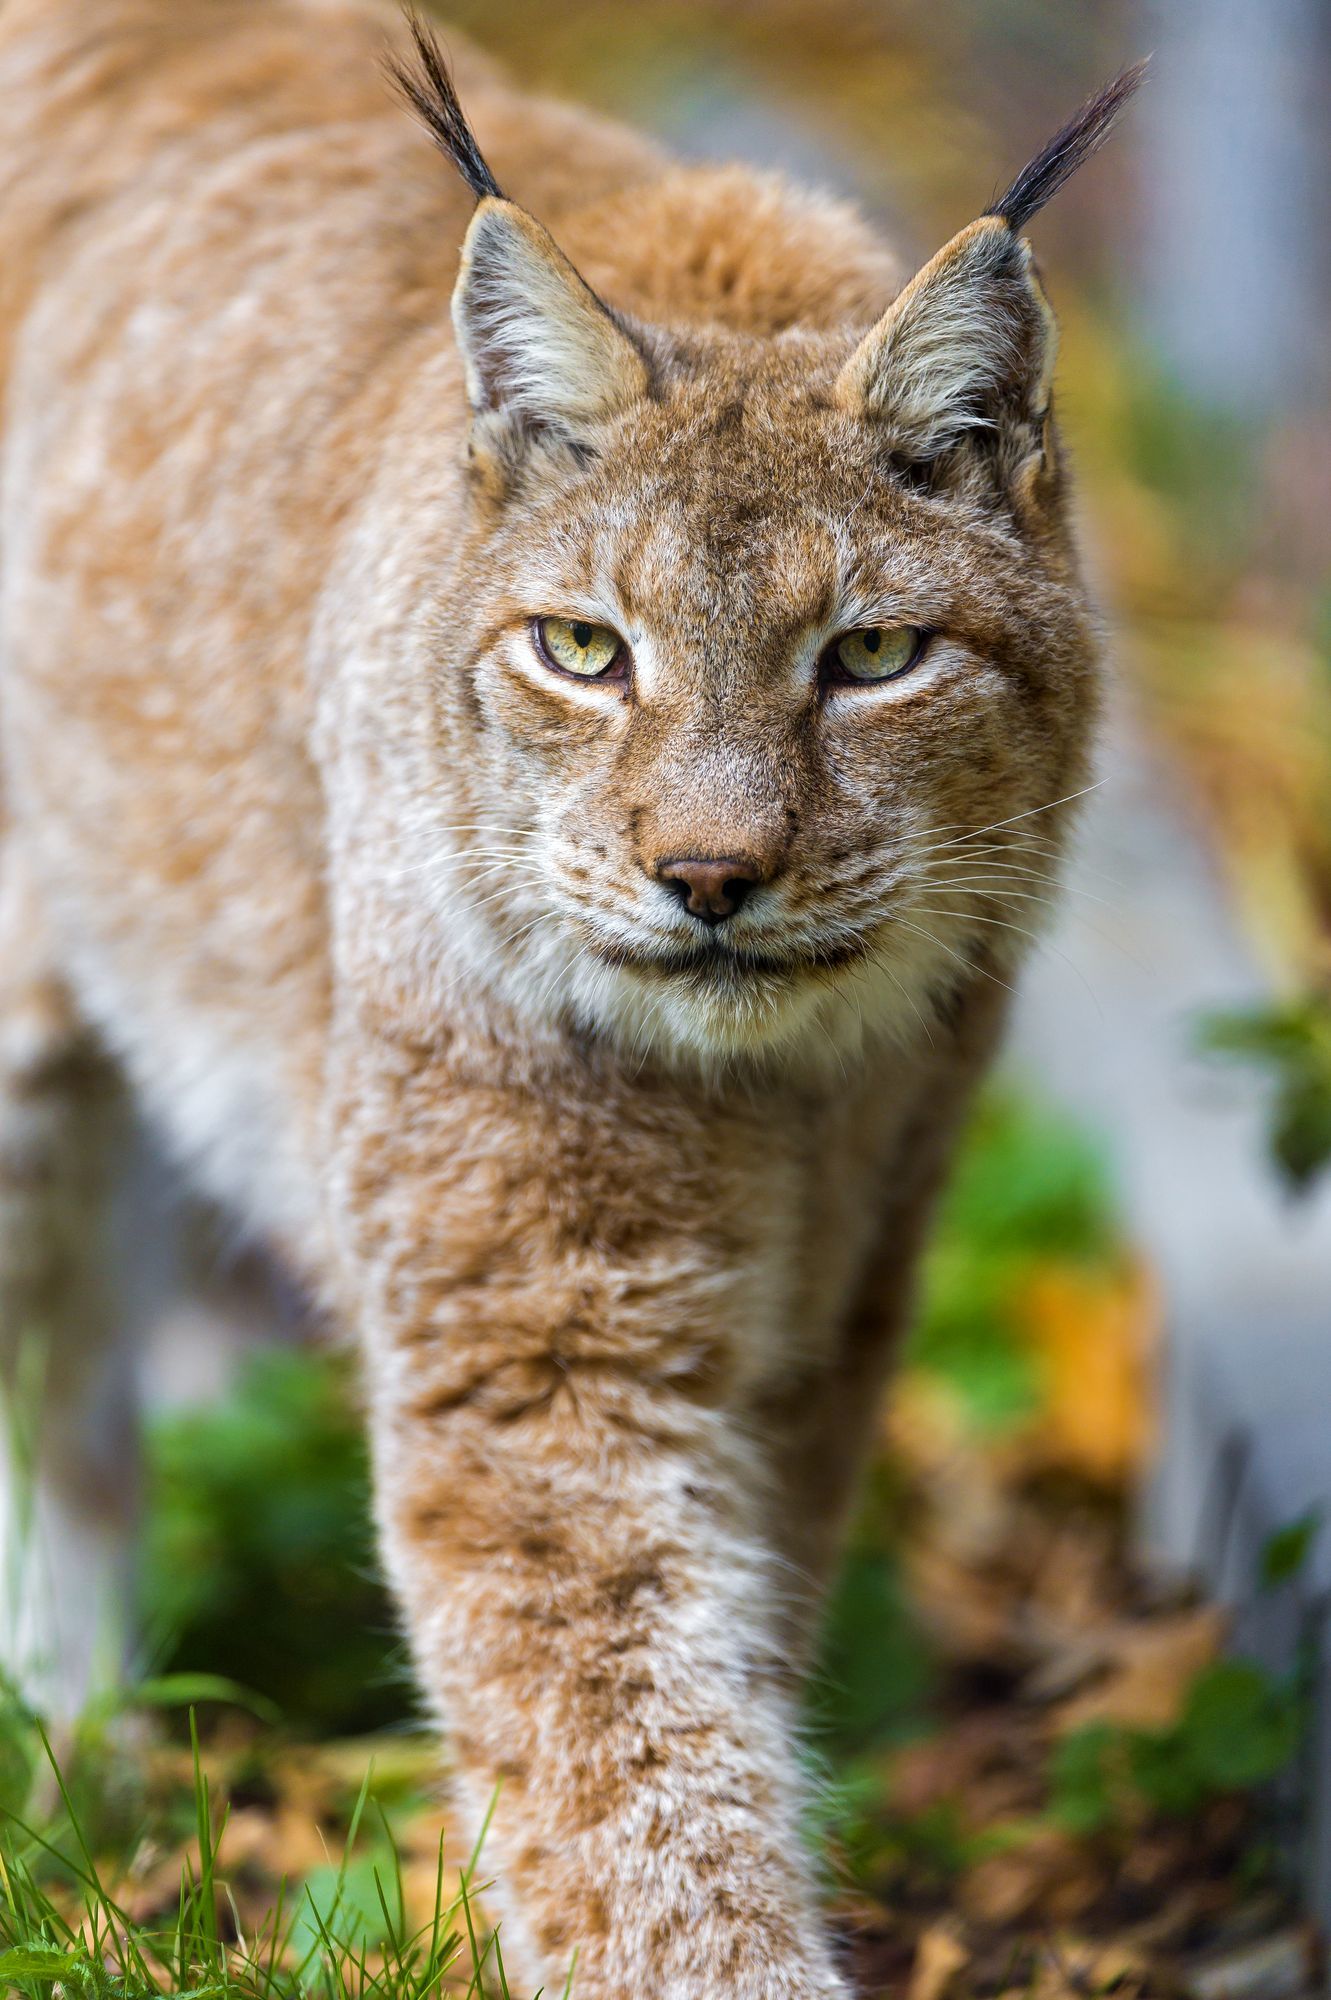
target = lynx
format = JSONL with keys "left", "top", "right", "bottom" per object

{"left": 0, "top": 2, "right": 1139, "bottom": 1991}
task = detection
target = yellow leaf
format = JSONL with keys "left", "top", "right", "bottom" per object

{"left": 1018, "top": 1259, "right": 1159, "bottom": 1484}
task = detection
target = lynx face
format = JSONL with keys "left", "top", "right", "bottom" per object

{"left": 404, "top": 117, "right": 1102, "bottom": 1068}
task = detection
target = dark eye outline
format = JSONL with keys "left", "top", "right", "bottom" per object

{"left": 531, "top": 616, "right": 632, "bottom": 686}
{"left": 819, "top": 623, "right": 932, "bottom": 691}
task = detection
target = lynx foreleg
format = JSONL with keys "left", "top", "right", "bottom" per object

{"left": 340, "top": 1055, "right": 850, "bottom": 2000}
{"left": 375, "top": 1388, "right": 847, "bottom": 1998}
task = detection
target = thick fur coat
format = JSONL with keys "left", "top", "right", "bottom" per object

{"left": 0, "top": 3, "right": 1132, "bottom": 1990}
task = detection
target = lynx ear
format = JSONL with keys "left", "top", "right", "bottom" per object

{"left": 388, "top": 15, "right": 649, "bottom": 439}
{"left": 835, "top": 217, "right": 1054, "bottom": 460}
{"left": 452, "top": 199, "right": 650, "bottom": 429}
{"left": 836, "top": 62, "right": 1146, "bottom": 464}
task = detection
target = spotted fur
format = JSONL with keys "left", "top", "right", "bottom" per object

{"left": 0, "top": 2, "right": 1130, "bottom": 1991}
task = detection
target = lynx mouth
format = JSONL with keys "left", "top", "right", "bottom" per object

{"left": 588, "top": 935, "right": 872, "bottom": 983}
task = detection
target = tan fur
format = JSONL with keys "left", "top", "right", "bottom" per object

{"left": 0, "top": 3, "right": 1101, "bottom": 1991}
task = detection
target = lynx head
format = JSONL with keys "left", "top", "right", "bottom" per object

{"left": 393, "top": 27, "right": 1143, "bottom": 1069}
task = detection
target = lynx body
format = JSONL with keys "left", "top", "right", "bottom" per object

{"left": 0, "top": 3, "right": 1129, "bottom": 1990}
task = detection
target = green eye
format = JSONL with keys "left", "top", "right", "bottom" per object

{"left": 536, "top": 616, "right": 625, "bottom": 679}
{"left": 832, "top": 624, "right": 926, "bottom": 683}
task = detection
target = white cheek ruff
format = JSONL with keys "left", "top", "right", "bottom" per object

{"left": 394, "top": 817, "right": 1014, "bottom": 1080}
{"left": 510, "top": 909, "right": 973, "bottom": 1076}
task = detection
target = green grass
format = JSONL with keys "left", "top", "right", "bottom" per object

{"left": 0, "top": 1699, "right": 530, "bottom": 2000}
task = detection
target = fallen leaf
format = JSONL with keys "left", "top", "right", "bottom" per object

{"left": 961, "top": 1828, "right": 1096, "bottom": 1926}
{"left": 1055, "top": 1605, "right": 1228, "bottom": 1733}
{"left": 908, "top": 1922, "right": 969, "bottom": 2000}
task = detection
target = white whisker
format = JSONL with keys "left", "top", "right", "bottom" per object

{"left": 884, "top": 913, "right": 1016, "bottom": 995}
{"left": 912, "top": 778, "right": 1107, "bottom": 855}
{"left": 907, "top": 906, "right": 1105, "bottom": 1020}
{"left": 498, "top": 911, "right": 560, "bottom": 952}
{"left": 912, "top": 872, "right": 1120, "bottom": 916}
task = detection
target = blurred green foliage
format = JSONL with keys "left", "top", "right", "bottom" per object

{"left": 141, "top": 1347, "right": 409, "bottom": 1738}
{"left": 1198, "top": 995, "right": 1331, "bottom": 1194}
{"left": 1259, "top": 1507, "right": 1323, "bottom": 1592}
{"left": 1050, "top": 1659, "right": 1303, "bottom": 1836}
{"left": 809, "top": 1526, "right": 933, "bottom": 1760}
{"left": 907, "top": 1088, "right": 1119, "bottom": 1432}
{"left": 1051, "top": 1513, "right": 1319, "bottom": 1839}
{"left": 1112, "top": 359, "right": 1260, "bottom": 569}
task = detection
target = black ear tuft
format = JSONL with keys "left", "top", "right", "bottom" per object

{"left": 387, "top": 11, "right": 505, "bottom": 203}
{"left": 986, "top": 59, "right": 1148, "bottom": 235}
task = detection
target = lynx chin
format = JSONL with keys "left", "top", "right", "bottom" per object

{"left": 0, "top": 3, "right": 1140, "bottom": 1992}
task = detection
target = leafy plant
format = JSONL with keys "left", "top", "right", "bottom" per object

{"left": 1198, "top": 995, "right": 1331, "bottom": 1194}
{"left": 1049, "top": 1656, "right": 1304, "bottom": 1837}
{"left": 1260, "top": 1508, "right": 1322, "bottom": 1592}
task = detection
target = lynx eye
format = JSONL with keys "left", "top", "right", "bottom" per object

{"left": 534, "top": 616, "right": 626, "bottom": 680}
{"left": 828, "top": 624, "right": 927, "bottom": 685}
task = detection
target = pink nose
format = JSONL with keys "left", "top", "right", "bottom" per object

{"left": 657, "top": 856, "right": 764, "bottom": 925}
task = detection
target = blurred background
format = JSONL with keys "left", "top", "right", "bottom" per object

{"left": 4, "top": 1, "right": 1331, "bottom": 1993}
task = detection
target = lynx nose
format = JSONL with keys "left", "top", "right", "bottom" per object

{"left": 657, "top": 856, "right": 763, "bottom": 925}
